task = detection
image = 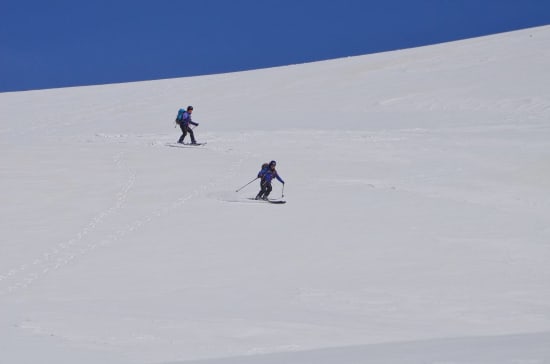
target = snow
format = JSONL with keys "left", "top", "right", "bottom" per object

{"left": 1, "top": 25, "right": 550, "bottom": 363}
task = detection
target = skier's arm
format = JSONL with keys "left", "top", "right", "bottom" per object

{"left": 275, "top": 173, "right": 284, "bottom": 184}
{"left": 184, "top": 112, "right": 198, "bottom": 126}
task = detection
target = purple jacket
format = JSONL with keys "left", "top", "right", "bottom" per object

{"left": 182, "top": 112, "right": 198, "bottom": 127}
{"left": 258, "top": 166, "right": 284, "bottom": 184}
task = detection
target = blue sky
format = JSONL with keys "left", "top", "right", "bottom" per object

{"left": 1, "top": 0, "right": 549, "bottom": 92}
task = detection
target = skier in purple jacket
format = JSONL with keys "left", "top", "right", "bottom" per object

{"left": 177, "top": 105, "right": 199, "bottom": 144}
{"left": 255, "top": 160, "right": 284, "bottom": 200}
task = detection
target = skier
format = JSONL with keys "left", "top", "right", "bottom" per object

{"left": 255, "top": 160, "right": 284, "bottom": 200}
{"left": 177, "top": 105, "right": 199, "bottom": 144}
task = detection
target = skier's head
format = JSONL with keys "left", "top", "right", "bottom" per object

{"left": 269, "top": 160, "right": 276, "bottom": 169}
{"left": 187, "top": 105, "right": 194, "bottom": 112}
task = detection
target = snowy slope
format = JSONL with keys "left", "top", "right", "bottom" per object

{"left": 1, "top": 26, "right": 550, "bottom": 364}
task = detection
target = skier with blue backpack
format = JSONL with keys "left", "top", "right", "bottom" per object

{"left": 255, "top": 160, "right": 284, "bottom": 200}
{"left": 175, "top": 105, "right": 199, "bottom": 144}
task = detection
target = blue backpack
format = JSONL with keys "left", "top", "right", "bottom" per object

{"left": 175, "top": 108, "right": 185, "bottom": 125}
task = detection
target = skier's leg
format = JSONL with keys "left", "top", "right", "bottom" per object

{"left": 188, "top": 127, "right": 197, "bottom": 144}
{"left": 263, "top": 183, "right": 272, "bottom": 199}
{"left": 178, "top": 125, "right": 187, "bottom": 143}
{"left": 256, "top": 180, "right": 267, "bottom": 199}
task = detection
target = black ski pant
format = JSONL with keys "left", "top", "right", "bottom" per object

{"left": 178, "top": 124, "right": 196, "bottom": 144}
{"left": 257, "top": 179, "right": 272, "bottom": 199}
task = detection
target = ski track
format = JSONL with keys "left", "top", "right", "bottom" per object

{"left": 0, "top": 135, "right": 252, "bottom": 297}
{"left": 0, "top": 152, "right": 136, "bottom": 295}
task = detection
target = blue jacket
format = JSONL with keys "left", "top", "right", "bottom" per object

{"left": 258, "top": 165, "right": 284, "bottom": 184}
{"left": 182, "top": 112, "right": 198, "bottom": 127}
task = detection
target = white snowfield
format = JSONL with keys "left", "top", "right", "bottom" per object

{"left": 1, "top": 25, "right": 550, "bottom": 364}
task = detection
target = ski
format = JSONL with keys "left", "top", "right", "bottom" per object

{"left": 166, "top": 142, "right": 207, "bottom": 148}
{"left": 267, "top": 200, "right": 286, "bottom": 204}
{"left": 247, "top": 198, "right": 286, "bottom": 204}
{"left": 184, "top": 142, "right": 207, "bottom": 146}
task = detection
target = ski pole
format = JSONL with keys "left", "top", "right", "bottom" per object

{"left": 235, "top": 177, "right": 258, "bottom": 192}
{"left": 281, "top": 183, "right": 285, "bottom": 198}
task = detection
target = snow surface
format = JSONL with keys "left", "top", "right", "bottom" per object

{"left": 1, "top": 26, "right": 550, "bottom": 364}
